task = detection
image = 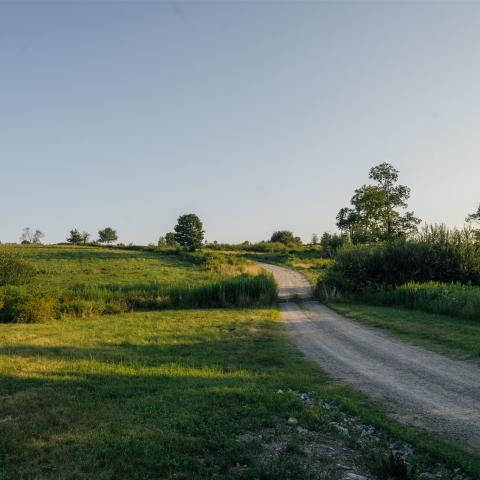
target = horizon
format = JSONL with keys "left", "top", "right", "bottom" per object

{"left": 2, "top": 2, "right": 479, "bottom": 244}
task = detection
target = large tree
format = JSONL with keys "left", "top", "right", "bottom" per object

{"left": 98, "top": 227, "right": 118, "bottom": 244}
{"left": 336, "top": 163, "right": 421, "bottom": 243}
{"left": 174, "top": 214, "right": 204, "bottom": 251}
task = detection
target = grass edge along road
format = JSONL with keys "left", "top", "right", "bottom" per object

{"left": 0, "top": 308, "right": 479, "bottom": 479}
{"left": 253, "top": 253, "right": 480, "bottom": 361}
{"left": 328, "top": 303, "right": 480, "bottom": 360}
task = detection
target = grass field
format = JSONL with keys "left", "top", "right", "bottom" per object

{"left": 329, "top": 303, "right": 480, "bottom": 359}
{"left": 1, "top": 246, "right": 479, "bottom": 479}
{"left": 12, "top": 245, "right": 225, "bottom": 288}
{"left": 0, "top": 246, "right": 274, "bottom": 321}
{"left": 1, "top": 308, "right": 478, "bottom": 479}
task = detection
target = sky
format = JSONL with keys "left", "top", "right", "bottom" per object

{"left": 1, "top": 1, "right": 479, "bottom": 244}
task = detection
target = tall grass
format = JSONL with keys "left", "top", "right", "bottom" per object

{"left": 0, "top": 274, "right": 277, "bottom": 322}
{"left": 359, "top": 282, "right": 480, "bottom": 321}
{"left": 0, "top": 246, "right": 277, "bottom": 322}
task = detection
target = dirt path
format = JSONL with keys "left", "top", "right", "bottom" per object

{"left": 260, "top": 263, "right": 480, "bottom": 448}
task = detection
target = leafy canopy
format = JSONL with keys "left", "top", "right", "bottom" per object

{"left": 98, "top": 227, "right": 118, "bottom": 244}
{"left": 336, "top": 163, "right": 421, "bottom": 243}
{"left": 270, "top": 231, "right": 302, "bottom": 245}
{"left": 174, "top": 214, "right": 204, "bottom": 251}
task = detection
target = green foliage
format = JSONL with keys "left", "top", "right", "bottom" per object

{"left": 165, "top": 231, "right": 178, "bottom": 247}
{"left": 319, "top": 232, "right": 346, "bottom": 257}
{"left": 336, "top": 163, "right": 421, "bottom": 243}
{"left": 168, "top": 274, "right": 277, "bottom": 308}
{"left": 0, "top": 246, "right": 273, "bottom": 322}
{"left": 0, "top": 250, "right": 35, "bottom": 286}
{"left": 98, "top": 227, "right": 118, "bottom": 244}
{"left": 67, "top": 228, "right": 83, "bottom": 244}
{"left": 358, "top": 282, "right": 480, "bottom": 322}
{"left": 270, "top": 231, "right": 302, "bottom": 245}
{"left": 318, "top": 226, "right": 480, "bottom": 299}
{"left": 174, "top": 214, "right": 204, "bottom": 251}
{"left": 0, "top": 286, "right": 58, "bottom": 323}
{"left": 466, "top": 203, "right": 480, "bottom": 241}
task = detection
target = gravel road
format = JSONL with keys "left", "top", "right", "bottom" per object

{"left": 260, "top": 263, "right": 480, "bottom": 448}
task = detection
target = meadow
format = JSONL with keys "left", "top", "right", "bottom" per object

{"left": 0, "top": 245, "right": 479, "bottom": 479}
{"left": 0, "top": 246, "right": 276, "bottom": 322}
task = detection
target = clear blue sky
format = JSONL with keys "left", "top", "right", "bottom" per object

{"left": 1, "top": 1, "right": 479, "bottom": 244}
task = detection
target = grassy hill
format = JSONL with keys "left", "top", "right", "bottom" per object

{"left": 0, "top": 246, "right": 478, "bottom": 479}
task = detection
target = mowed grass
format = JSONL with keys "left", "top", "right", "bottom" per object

{"left": 1, "top": 309, "right": 479, "bottom": 479}
{"left": 0, "top": 308, "right": 324, "bottom": 479}
{"left": 330, "top": 303, "right": 480, "bottom": 359}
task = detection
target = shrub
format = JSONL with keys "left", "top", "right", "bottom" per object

{"left": 0, "top": 286, "right": 58, "bottom": 323}
{"left": 0, "top": 250, "right": 36, "bottom": 286}
{"left": 320, "top": 232, "right": 480, "bottom": 296}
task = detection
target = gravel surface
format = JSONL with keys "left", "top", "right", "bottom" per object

{"left": 260, "top": 263, "right": 480, "bottom": 449}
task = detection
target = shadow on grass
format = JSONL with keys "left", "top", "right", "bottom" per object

{"left": 0, "top": 333, "right": 317, "bottom": 479}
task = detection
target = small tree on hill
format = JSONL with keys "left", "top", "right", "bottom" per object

{"left": 67, "top": 229, "right": 83, "bottom": 244}
{"left": 174, "top": 214, "right": 204, "bottom": 251}
{"left": 81, "top": 231, "right": 90, "bottom": 244}
{"left": 270, "top": 231, "right": 301, "bottom": 245}
{"left": 98, "top": 227, "right": 118, "bottom": 244}
{"left": 20, "top": 227, "right": 44, "bottom": 244}
{"left": 165, "top": 232, "right": 178, "bottom": 247}
{"left": 311, "top": 233, "right": 319, "bottom": 245}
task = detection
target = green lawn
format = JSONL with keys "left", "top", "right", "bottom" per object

{"left": 330, "top": 303, "right": 480, "bottom": 359}
{"left": 1, "top": 308, "right": 478, "bottom": 479}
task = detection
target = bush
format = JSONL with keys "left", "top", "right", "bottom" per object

{"left": 0, "top": 250, "right": 36, "bottom": 286}
{"left": 320, "top": 233, "right": 480, "bottom": 296}
{"left": 0, "top": 286, "right": 58, "bottom": 323}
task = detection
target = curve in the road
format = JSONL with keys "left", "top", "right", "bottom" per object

{"left": 260, "top": 262, "right": 480, "bottom": 448}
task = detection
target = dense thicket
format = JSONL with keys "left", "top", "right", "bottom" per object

{"left": 319, "top": 226, "right": 480, "bottom": 294}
